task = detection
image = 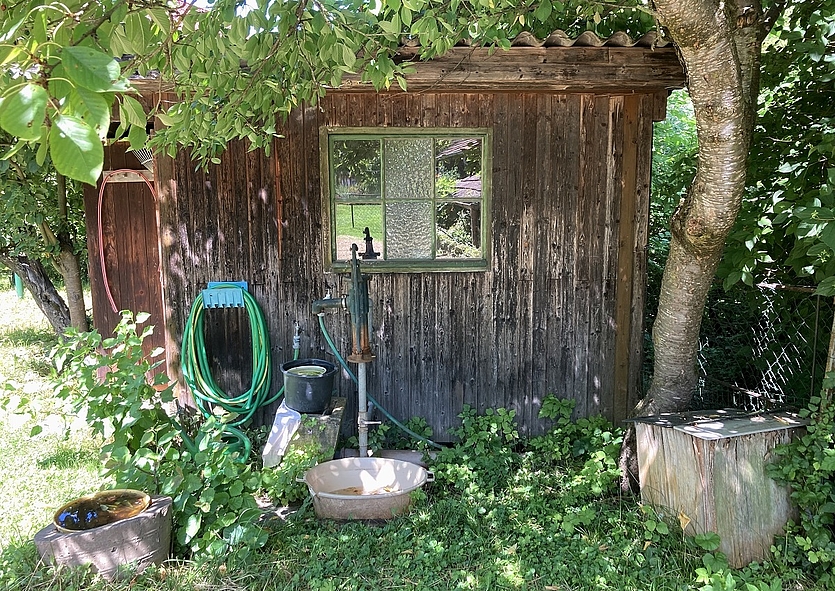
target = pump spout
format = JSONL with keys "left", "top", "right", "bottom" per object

{"left": 311, "top": 296, "right": 344, "bottom": 316}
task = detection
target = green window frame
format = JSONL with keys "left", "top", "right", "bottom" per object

{"left": 321, "top": 127, "right": 492, "bottom": 273}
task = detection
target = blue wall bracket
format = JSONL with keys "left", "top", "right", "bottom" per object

{"left": 202, "top": 281, "right": 249, "bottom": 309}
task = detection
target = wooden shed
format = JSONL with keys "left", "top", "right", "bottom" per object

{"left": 83, "top": 32, "right": 685, "bottom": 442}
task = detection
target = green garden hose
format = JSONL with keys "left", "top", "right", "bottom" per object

{"left": 317, "top": 315, "right": 443, "bottom": 450}
{"left": 181, "top": 285, "right": 277, "bottom": 459}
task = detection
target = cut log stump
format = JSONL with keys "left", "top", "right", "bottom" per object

{"left": 635, "top": 409, "right": 807, "bottom": 568}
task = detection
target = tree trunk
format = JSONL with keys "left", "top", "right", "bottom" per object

{"left": 53, "top": 173, "right": 89, "bottom": 332}
{"left": 53, "top": 244, "right": 88, "bottom": 332}
{"left": 619, "top": 0, "right": 768, "bottom": 491}
{"left": 0, "top": 254, "right": 71, "bottom": 336}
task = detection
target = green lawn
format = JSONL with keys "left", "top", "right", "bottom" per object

{"left": 0, "top": 290, "right": 106, "bottom": 548}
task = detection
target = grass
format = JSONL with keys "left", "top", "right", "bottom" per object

{"left": 0, "top": 289, "right": 106, "bottom": 548}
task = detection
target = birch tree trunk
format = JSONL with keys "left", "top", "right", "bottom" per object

{"left": 620, "top": 0, "right": 774, "bottom": 490}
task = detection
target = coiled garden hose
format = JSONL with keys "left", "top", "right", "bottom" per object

{"left": 317, "top": 315, "right": 443, "bottom": 450}
{"left": 182, "top": 284, "right": 285, "bottom": 459}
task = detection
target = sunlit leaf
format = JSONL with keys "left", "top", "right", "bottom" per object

{"left": 0, "top": 84, "right": 48, "bottom": 141}
{"left": 49, "top": 115, "right": 103, "bottom": 185}
{"left": 120, "top": 95, "right": 147, "bottom": 127}
{"left": 62, "top": 46, "right": 125, "bottom": 92}
{"left": 70, "top": 87, "right": 111, "bottom": 139}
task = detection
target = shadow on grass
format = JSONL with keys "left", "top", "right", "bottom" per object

{"left": 36, "top": 442, "right": 100, "bottom": 470}
{"left": 0, "top": 327, "right": 56, "bottom": 347}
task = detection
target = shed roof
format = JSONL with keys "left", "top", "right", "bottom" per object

{"left": 131, "top": 30, "right": 684, "bottom": 96}
{"left": 339, "top": 30, "right": 684, "bottom": 93}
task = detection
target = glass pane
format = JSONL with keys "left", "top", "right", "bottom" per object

{"left": 332, "top": 140, "right": 381, "bottom": 200}
{"left": 384, "top": 138, "right": 433, "bottom": 200}
{"left": 435, "top": 137, "right": 482, "bottom": 200}
{"left": 436, "top": 202, "right": 481, "bottom": 259}
{"left": 334, "top": 204, "right": 383, "bottom": 261}
{"left": 386, "top": 202, "right": 432, "bottom": 259}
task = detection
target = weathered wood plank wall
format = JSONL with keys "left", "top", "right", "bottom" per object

{"left": 83, "top": 144, "right": 165, "bottom": 358}
{"left": 157, "top": 90, "right": 662, "bottom": 442}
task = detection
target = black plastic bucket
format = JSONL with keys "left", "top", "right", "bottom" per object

{"left": 281, "top": 358, "right": 337, "bottom": 413}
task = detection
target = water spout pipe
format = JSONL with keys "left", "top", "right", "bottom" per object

{"left": 317, "top": 315, "right": 443, "bottom": 450}
{"left": 346, "top": 245, "right": 374, "bottom": 363}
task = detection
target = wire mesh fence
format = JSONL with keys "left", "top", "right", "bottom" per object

{"left": 691, "top": 284, "right": 833, "bottom": 411}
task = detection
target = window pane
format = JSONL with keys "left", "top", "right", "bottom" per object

{"left": 384, "top": 138, "right": 433, "bottom": 200}
{"left": 333, "top": 140, "right": 381, "bottom": 200}
{"left": 334, "top": 204, "right": 383, "bottom": 261}
{"left": 386, "top": 202, "right": 433, "bottom": 259}
{"left": 436, "top": 202, "right": 481, "bottom": 259}
{"left": 435, "top": 138, "right": 482, "bottom": 200}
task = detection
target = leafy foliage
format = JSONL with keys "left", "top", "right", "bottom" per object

{"left": 0, "top": 377, "right": 821, "bottom": 590}
{"left": 346, "top": 415, "right": 435, "bottom": 452}
{"left": 719, "top": 1, "right": 835, "bottom": 294}
{"left": 0, "top": 0, "right": 654, "bottom": 184}
{"left": 768, "top": 377, "right": 835, "bottom": 584}
{"left": 50, "top": 312, "right": 267, "bottom": 559}
{"left": 0, "top": 133, "right": 86, "bottom": 278}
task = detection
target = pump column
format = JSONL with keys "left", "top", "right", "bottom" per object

{"left": 345, "top": 245, "right": 377, "bottom": 457}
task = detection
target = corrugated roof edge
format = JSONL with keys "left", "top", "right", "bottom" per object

{"left": 400, "top": 30, "right": 671, "bottom": 50}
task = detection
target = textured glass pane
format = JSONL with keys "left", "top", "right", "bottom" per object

{"left": 386, "top": 202, "right": 432, "bottom": 259}
{"left": 384, "top": 138, "right": 433, "bottom": 200}
{"left": 435, "top": 137, "right": 482, "bottom": 200}
{"left": 334, "top": 204, "right": 383, "bottom": 261}
{"left": 436, "top": 202, "right": 481, "bottom": 259}
{"left": 332, "top": 140, "right": 381, "bottom": 200}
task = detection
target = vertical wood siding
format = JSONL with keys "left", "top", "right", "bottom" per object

{"left": 83, "top": 144, "right": 165, "bottom": 358}
{"left": 157, "top": 91, "right": 660, "bottom": 441}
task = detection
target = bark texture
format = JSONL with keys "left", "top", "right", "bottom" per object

{"left": 620, "top": 0, "right": 768, "bottom": 491}
{"left": 53, "top": 174, "right": 89, "bottom": 332}
{"left": 0, "top": 253, "right": 71, "bottom": 335}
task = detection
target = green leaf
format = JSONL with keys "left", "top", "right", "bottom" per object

{"left": 69, "top": 87, "right": 110, "bottom": 139}
{"left": 35, "top": 127, "right": 49, "bottom": 165}
{"left": 0, "top": 45, "right": 21, "bottom": 67}
{"left": 229, "top": 480, "right": 244, "bottom": 496}
{"left": 819, "top": 223, "right": 835, "bottom": 252}
{"left": 0, "top": 84, "right": 48, "bottom": 140}
{"left": 62, "top": 46, "right": 124, "bottom": 92}
{"left": 49, "top": 115, "right": 103, "bottom": 185}
{"left": 120, "top": 95, "right": 147, "bottom": 127}
{"left": 723, "top": 270, "right": 742, "bottom": 291}
{"left": 184, "top": 513, "right": 202, "bottom": 542}
{"left": 148, "top": 8, "right": 171, "bottom": 34}
{"left": 342, "top": 44, "right": 357, "bottom": 69}
{"left": 30, "top": 424, "right": 43, "bottom": 437}
{"left": 125, "top": 12, "right": 149, "bottom": 55}
{"left": 1, "top": 139, "right": 27, "bottom": 161}
{"left": 533, "top": 1, "right": 553, "bottom": 22}
{"left": 127, "top": 124, "right": 147, "bottom": 151}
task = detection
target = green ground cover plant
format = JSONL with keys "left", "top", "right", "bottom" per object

{"left": 0, "top": 291, "right": 831, "bottom": 590}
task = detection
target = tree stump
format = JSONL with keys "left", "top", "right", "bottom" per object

{"left": 635, "top": 410, "right": 807, "bottom": 567}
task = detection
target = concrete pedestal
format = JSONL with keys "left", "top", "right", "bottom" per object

{"left": 35, "top": 495, "right": 172, "bottom": 580}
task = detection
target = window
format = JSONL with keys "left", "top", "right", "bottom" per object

{"left": 322, "top": 128, "right": 491, "bottom": 272}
